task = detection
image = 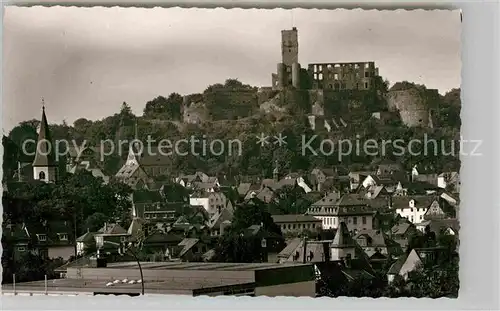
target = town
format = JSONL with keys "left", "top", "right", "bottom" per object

{"left": 2, "top": 27, "right": 460, "bottom": 298}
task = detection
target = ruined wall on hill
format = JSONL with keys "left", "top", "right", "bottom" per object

{"left": 204, "top": 89, "right": 258, "bottom": 120}
{"left": 257, "top": 87, "right": 279, "bottom": 105}
{"left": 322, "top": 89, "right": 379, "bottom": 116}
{"left": 182, "top": 95, "right": 209, "bottom": 124}
{"left": 387, "top": 87, "right": 439, "bottom": 128}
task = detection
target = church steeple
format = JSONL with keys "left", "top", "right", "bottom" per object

{"left": 33, "top": 100, "right": 58, "bottom": 182}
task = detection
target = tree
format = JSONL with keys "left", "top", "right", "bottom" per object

{"left": 84, "top": 212, "right": 109, "bottom": 232}
{"left": 231, "top": 199, "right": 281, "bottom": 235}
{"left": 269, "top": 185, "right": 310, "bottom": 215}
{"left": 143, "top": 93, "right": 183, "bottom": 120}
{"left": 211, "top": 232, "right": 263, "bottom": 263}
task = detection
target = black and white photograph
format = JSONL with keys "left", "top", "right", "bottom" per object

{"left": 2, "top": 6, "right": 462, "bottom": 299}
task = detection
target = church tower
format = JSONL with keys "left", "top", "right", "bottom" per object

{"left": 32, "top": 101, "right": 58, "bottom": 183}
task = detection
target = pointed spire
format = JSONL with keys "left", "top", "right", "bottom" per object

{"left": 331, "top": 222, "right": 355, "bottom": 248}
{"left": 32, "top": 102, "right": 56, "bottom": 167}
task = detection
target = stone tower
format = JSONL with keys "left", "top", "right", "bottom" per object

{"left": 330, "top": 222, "right": 356, "bottom": 261}
{"left": 273, "top": 27, "right": 301, "bottom": 90}
{"left": 281, "top": 27, "right": 298, "bottom": 66}
{"left": 32, "top": 102, "right": 58, "bottom": 183}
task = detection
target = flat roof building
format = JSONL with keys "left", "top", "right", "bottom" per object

{"left": 2, "top": 261, "right": 316, "bottom": 297}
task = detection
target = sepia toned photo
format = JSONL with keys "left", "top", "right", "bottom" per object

{"left": 2, "top": 6, "right": 461, "bottom": 298}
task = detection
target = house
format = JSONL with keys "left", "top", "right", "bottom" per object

{"left": 191, "top": 180, "right": 220, "bottom": 193}
{"left": 241, "top": 224, "right": 285, "bottom": 258}
{"left": 132, "top": 189, "right": 188, "bottom": 222}
{"left": 309, "top": 167, "right": 349, "bottom": 192}
{"left": 244, "top": 186, "right": 275, "bottom": 203}
{"left": 175, "top": 172, "right": 210, "bottom": 188}
{"left": 391, "top": 196, "right": 437, "bottom": 224}
{"left": 237, "top": 182, "right": 260, "bottom": 198}
{"left": 373, "top": 159, "right": 404, "bottom": 176}
{"left": 307, "top": 191, "right": 341, "bottom": 229}
{"left": 65, "top": 145, "right": 103, "bottom": 168}
{"left": 190, "top": 191, "right": 227, "bottom": 217}
{"left": 422, "top": 199, "right": 457, "bottom": 220}
{"left": 271, "top": 214, "right": 322, "bottom": 236}
{"left": 115, "top": 145, "right": 152, "bottom": 190}
{"left": 348, "top": 171, "right": 374, "bottom": 191}
{"left": 360, "top": 173, "right": 407, "bottom": 193}
{"left": 142, "top": 231, "right": 185, "bottom": 258}
{"left": 68, "top": 160, "right": 109, "bottom": 184}
{"left": 277, "top": 238, "right": 327, "bottom": 263}
{"left": 410, "top": 165, "right": 438, "bottom": 185}
{"left": 207, "top": 201, "right": 234, "bottom": 236}
{"left": 329, "top": 222, "right": 361, "bottom": 261}
{"left": 387, "top": 247, "right": 449, "bottom": 283}
{"left": 76, "top": 230, "right": 96, "bottom": 256}
{"left": 176, "top": 238, "right": 211, "bottom": 262}
{"left": 12, "top": 162, "right": 34, "bottom": 182}
{"left": 94, "top": 223, "right": 130, "bottom": 253}
{"left": 310, "top": 167, "right": 343, "bottom": 184}
{"left": 416, "top": 218, "right": 459, "bottom": 237}
{"left": 392, "top": 181, "right": 439, "bottom": 196}
{"left": 388, "top": 221, "right": 418, "bottom": 250}
{"left": 334, "top": 194, "right": 378, "bottom": 232}
{"left": 353, "top": 229, "right": 403, "bottom": 259}
{"left": 8, "top": 221, "right": 76, "bottom": 260}
{"left": 437, "top": 172, "right": 460, "bottom": 193}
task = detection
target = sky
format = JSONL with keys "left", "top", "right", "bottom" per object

{"left": 2, "top": 7, "right": 461, "bottom": 132}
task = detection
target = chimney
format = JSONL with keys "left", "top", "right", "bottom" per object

{"left": 104, "top": 222, "right": 107, "bottom": 232}
{"left": 302, "top": 236, "right": 308, "bottom": 264}
{"left": 17, "top": 162, "right": 22, "bottom": 182}
{"left": 344, "top": 254, "right": 352, "bottom": 268}
{"left": 322, "top": 241, "right": 331, "bottom": 262}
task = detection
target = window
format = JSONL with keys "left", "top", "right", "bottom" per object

{"left": 318, "top": 73, "right": 323, "bottom": 80}
{"left": 120, "top": 236, "right": 127, "bottom": 243}
{"left": 364, "top": 72, "right": 369, "bottom": 78}
{"left": 334, "top": 73, "right": 339, "bottom": 80}
{"left": 362, "top": 216, "right": 367, "bottom": 225}
{"left": 353, "top": 217, "right": 358, "bottom": 225}
{"left": 17, "top": 246, "right": 26, "bottom": 252}
{"left": 39, "top": 171, "right": 46, "bottom": 180}
{"left": 58, "top": 233, "right": 68, "bottom": 241}
{"left": 37, "top": 234, "right": 47, "bottom": 242}
{"left": 365, "top": 63, "right": 369, "bottom": 69}
{"left": 364, "top": 82, "right": 369, "bottom": 89}
{"left": 420, "top": 215, "right": 423, "bottom": 220}
{"left": 312, "top": 224, "right": 316, "bottom": 228}
{"left": 410, "top": 208, "right": 413, "bottom": 212}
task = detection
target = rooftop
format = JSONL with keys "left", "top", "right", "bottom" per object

{"left": 103, "top": 261, "right": 310, "bottom": 271}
